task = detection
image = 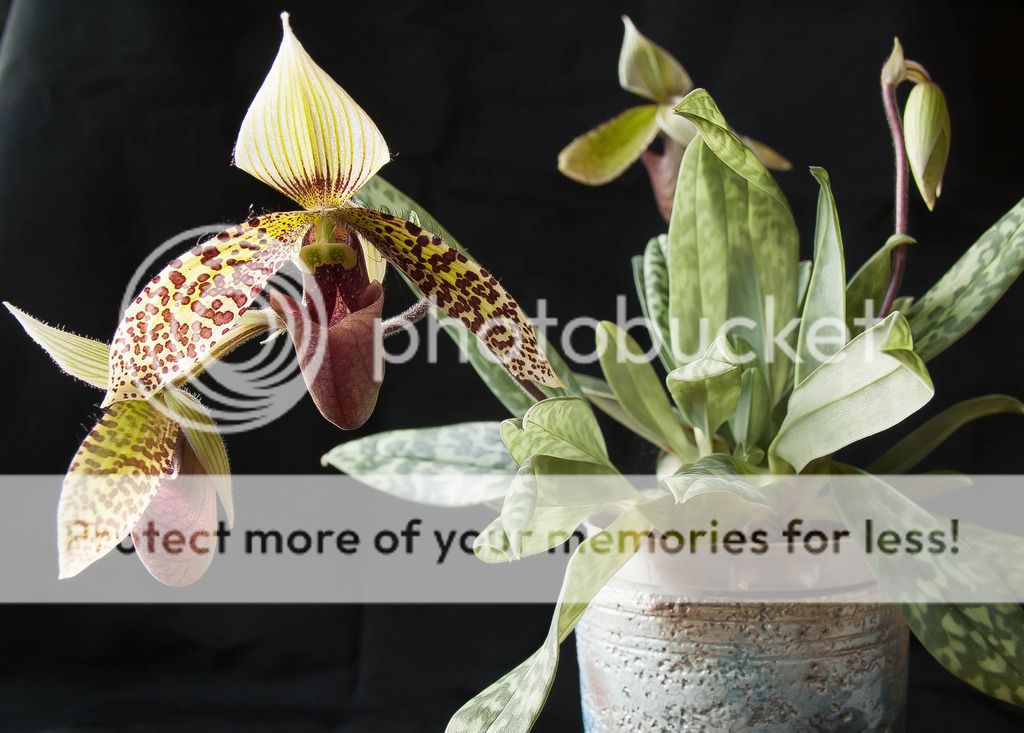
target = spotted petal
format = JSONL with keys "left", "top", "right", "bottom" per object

{"left": 59, "top": 400, "right": 179, "bottom": 579}
{"left": 233, "top": 13, "right": 391, "bottom": 210}
{"left": 105, "top": 212, "right": 314, "bottom": 405}
{"left": 339, "top": 206, "right": 561, "bottom": 388}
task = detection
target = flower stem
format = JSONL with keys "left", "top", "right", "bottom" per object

{"left": 879, "top": 80, "right": 909, "bottom": 316}
{"left": 518, "top": 379, "right": 547, "bottom": 403}
{"left": 382, "top": 297, "right": 432, "bottom": 336}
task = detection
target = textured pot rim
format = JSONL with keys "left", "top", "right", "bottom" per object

{"left": 584, "top": 520, "right": 882, "bottom": 602}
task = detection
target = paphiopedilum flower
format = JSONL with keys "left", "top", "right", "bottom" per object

{"left": 106, "top": 12, "right": 559, "bottom": 416}
{"left": 7, "top": 12, "right": 557, "bottom": 583}
{"left": 558, "top": 16, "right": 791, "bottom": 220}
{"left": 5, "top": 303, "right": 278, "bottom": 585}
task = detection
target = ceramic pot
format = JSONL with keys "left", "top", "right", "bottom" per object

{"left": 576, "top": 540, "right": 908, "bottom": 732}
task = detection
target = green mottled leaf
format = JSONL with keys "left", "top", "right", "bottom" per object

{"left": 596, "top": 321, "right": 696, "bottom": 461}
{"left": 448, "top": 509, "right": 650, "bottom": 733}
{"left": 634, "top": 234, "right": 674, "bottom": 370}
{"left": 5, "top": 303, "right": 109, "bottom": 390}
{"left": 557, "top": 105, "right": 660, "bottom": 185}
{"left": 796, "top": 168, "right": 847, "bottom": 384}
{"left": 499, "top": 462, "right": 539, "bottom": 558}
{"left": 500, "top": 397, "right": 610, "bottom": 468}
{"left": 729, "top": 365, "right": 771, "bottom": 453}
{"left": 846, "top": 234, "right": 916, "bottom": 335}
{"left": 666, "top": 338, "right": 742, "bottom": 454}
{"left": 870, "top": 395, "right": 1024, "bottom": 474}
{"left": 478, "top": 454, "right": 635, "bottom": 565}
{"left": 475, "top": 506, "right": 591, "bottom": 563}
{"left": 904, "top": 81, "right": 951, "bottom": 211}
{"left": 796, "top": 260, "right": 812, "bottom": 309}
{"left": 617, "top": 16, "right": 692, "bottom": 102}
{"left": 640, "top": 454, "right": 775, "bottom": 534}
{"left": 673, "top": 89, "right": 789, "bottom": 208}
{"left": 575, "top": 372, "right": 670, "bottom": 450}
{"left": 321, "top": 422, "right": 516, "bottom": 505}
{"left": 666, "top": 140, "right": 728, "bottom": 359}
{"left": 830, "top": 469, "right": 1024, "bottom": 706}
{"left": 671, "top": 90, "right": 799, "bottom": 405}
{"left": 769, "top": 313, "right": 933, "bottom": 472}
{"left": 908, "top": 196, "right": 1024, "bottom": 362}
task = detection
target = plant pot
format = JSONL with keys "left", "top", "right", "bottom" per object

{"left": 575, "top": 539, "right": 908, "bottom": 732}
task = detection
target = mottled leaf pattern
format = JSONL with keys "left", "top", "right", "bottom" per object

{"left": 908, "top": 196, "right": 1024, "bottom": 362}
{"left": 233, "top": 13, "right": 391, "bottom": 209}
{"left": 59, "top": 400, "right": 179, "bottom": 579}
{"left": 903, "top": 603, "right": 1024, "bottom": 704}
{"left": 770, "top": 313, "right": 933, "bottom": 472}
{"left": 339, "top": 205, "right": 560, "bottom": 387}
{"left": 796, "top": 167, "right": 847, "bottom": 383}
{"left": 596, "top": 322, "right": 696, "bottom": 461}
{"left": 575, "top": 373, "right": 669, "bottom": 450}
{"left": 666, "top": 338, "right": 742, "bottom": 446}
{"left": 634, "top": 234, "right": 674, "bottom": 370}
{"left": 729, "top": 366, "right": 771, "bottom": 453}
{"left": 846, "top": 234, "right": 915, "bottom": 335}
{"left": 322, "top": 422, "right": 516, "bottom": 506}
{"left": 557, "top": 105, "right": 660, "bottom": 185}
{"left": 5, "top": 302, "right": 110, "bottom": 390}
{"left": 870, "top": 395, "right": 1024, "bottom": 474}
{"left": 830, "top": 469, "right": 1024, "bottom": 705}
{"left": 500, "top": 397, "right": 610, "bottom": 467}
{"left": 106, "top": 212, "right": 313, "bottom": 404}
{"left": 447, "top": 509, "right": 650, "bottom": 733}
{"left": 500, "top": 462, "right": 540, "bottom": 558}
{"left": 667, "top": 96, "right": 799, "bottom": 405}
{"left": 673, "top": 89, "right": 790, "bottom": 209}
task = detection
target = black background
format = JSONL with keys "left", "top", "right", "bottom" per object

{"left": 1, "top": 0, "right": 1023, "bottom": 730}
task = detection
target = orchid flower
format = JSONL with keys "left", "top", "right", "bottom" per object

{"left": 557, "top": 16, "right": 791, "bottom": 220}
{"left": 4, "top": 303, "right": 278, "bottom": 585}
{"left": 8, "top": 12, "right": 558, "bottom": 584}
{"left": 107, "top": 13, "right": 558, "bottom": 418}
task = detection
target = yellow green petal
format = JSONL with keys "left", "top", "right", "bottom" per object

{"left": 159, "top": 388, "right": 233, "bottom": 527}
{"left": 59, "top": 400, "right": 179, "bottom": 579}
{"left": 233, "top": 13, "right": 391, "bottom": 210}
{"left": 105, "top": 212, "right": 314, "bottom": 406}
{"left": 5, "top": 302, "right": 109, "bottom": 390}
{"left": 339, "top": 206, "right": 561, "bottom": 388}
{"left": 557, "top": 105, "right": 660, "bottom": 185}
{"left": 618, "top": 16, "right": 693, "bottom": 102}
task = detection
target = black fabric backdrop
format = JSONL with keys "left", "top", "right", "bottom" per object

{"left": 1, "top": 0, "right": 1023, "bottom": 730}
